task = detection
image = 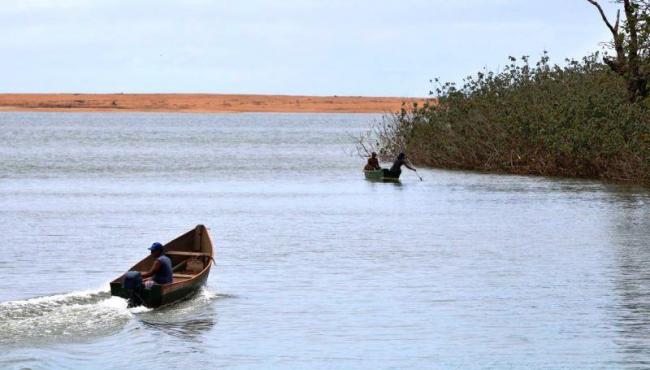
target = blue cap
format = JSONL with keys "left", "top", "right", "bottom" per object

{"left": 149, "top": 242, "right": 164, "bottom": 252}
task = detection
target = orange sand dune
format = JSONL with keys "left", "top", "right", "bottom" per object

{"left": 0, "top": 94, "right": 425, "bottom": 113}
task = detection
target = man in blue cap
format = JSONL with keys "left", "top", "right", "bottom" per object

{"left": 140, "top": 242, "right": 173, "bottom": 288}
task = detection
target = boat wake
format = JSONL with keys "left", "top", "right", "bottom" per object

{"left": 0, "top": 287, "right": 224, "bottom": 346}
{"left": 0, "top": 288, "right": 133, "bottom": 346}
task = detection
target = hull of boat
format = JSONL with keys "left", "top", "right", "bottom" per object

{"left": 110, "top": 266, "right": 210, "bottom": 308}
{"left": 363, "top": 169, "right": 400, "bottom": 181}
{"left": 110, "top": 224, "right": 214, "bottom": 308}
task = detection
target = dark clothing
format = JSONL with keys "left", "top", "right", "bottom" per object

{"left": 365, "top": 157, "right": 380, "bottom": 171}
{"left": 382, "top": 168, "right": 400, "bottom": 179}
{"left": 390, "top": 157, "right": 406, "bottom": 173}
{"left": 153, "top": 255, "right": 173, "bottom": 284}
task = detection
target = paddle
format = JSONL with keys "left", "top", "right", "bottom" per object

{"left": 414, "top": 169, "right": 423, "bottom": 181}
{"left": 407, "top": 159, "right": 423, "bottom": 181}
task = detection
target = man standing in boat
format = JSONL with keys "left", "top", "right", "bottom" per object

{"left": 384, "top": 152, "right": 417, "bottom": 178}
{"left": 364, "top": 152, "right": 381, "bottom": 171}
{"left": 140, "top": 242, "right": 173, "bottom": 287}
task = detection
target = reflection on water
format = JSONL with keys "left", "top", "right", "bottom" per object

{"left": 365, "top": 178, "right": 403, "bottom": 188}
{"left": 141, "top": 318, "right": 216, "bottom": 341}
{"left": 0, "top": 112, "right": 649, "bottom": 369}
{"left": 609, "top": 196, "right": 650, "bottom": 368}
{"left": 138, "top": 289, "right": 219, "bottom": 341}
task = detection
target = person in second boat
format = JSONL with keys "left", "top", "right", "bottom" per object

{"left": 140, "top": 242, "right": 173, "bottom": 288}
{"left": 364, "top": 152, "right": 381, "bottom": 171}
{"left": 383, "top": 152, "right": 416, "bottom": 178}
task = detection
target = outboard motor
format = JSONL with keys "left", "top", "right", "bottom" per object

{"left": 122, "top": 271, "right": 144, "bottom": 307}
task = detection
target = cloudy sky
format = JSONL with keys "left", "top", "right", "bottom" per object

{"left": 0, "top": 0, "right": 619, "bottom": 96}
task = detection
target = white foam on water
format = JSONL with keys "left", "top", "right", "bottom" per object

{"left": 135, "top": 287, "right": 218, "bottom": 321}
{"left": 195, "top": 286, "right": 218, "bottom": 302}
{"left": 0, "top": 287, "right": 133, "bottom": 346}
{"left": 128, "top": 304, "right": 153, "bottom": 314}
{"left": 0, "top": 287, "right": 108, "bottom": 308}
{"left": 0, "top": 286, "right": 222, "bottom": 346}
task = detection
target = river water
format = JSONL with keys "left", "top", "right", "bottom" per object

{"left": 0, "top": 112, "right": 649, "bottom": 369}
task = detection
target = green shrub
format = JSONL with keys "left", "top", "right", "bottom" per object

{"left": 365, "top": 53, "right": 650, "bottom": 184}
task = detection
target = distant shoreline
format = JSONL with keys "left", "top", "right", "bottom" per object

{"left": 0, "top": 93, "right": 424, "bottom": 114}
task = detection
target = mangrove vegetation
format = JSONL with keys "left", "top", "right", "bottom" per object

{"left": 362, "top": 0, "right": 650, "bottom": 184}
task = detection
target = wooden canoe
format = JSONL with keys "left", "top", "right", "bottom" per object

{"left": 363, "top": 169, "right": 400, "bottom": 181}
{"left": 110, "top": 224, "right": 214, "bottom": 308}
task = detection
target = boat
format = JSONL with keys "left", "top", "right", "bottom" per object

{"left": 110, "top": 224, "right": 214, "bottom": 308}
{"left": 363, "top": 169, "right": 400, "bottom": 181}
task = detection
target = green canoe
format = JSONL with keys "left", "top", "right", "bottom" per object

{"left": 110, "top": 224, "right": 214, "bottom": 308}
{"left": 363, "top": 169, "right": 400, "bottom": 181}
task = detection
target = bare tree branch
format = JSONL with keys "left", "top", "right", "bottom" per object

{"left": 587, "top": 0, "right": 620, "bottom": 35}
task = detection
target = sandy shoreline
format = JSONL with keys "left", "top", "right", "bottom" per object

{"left": 0, "top": 93, "right": 424, "bottom": 113}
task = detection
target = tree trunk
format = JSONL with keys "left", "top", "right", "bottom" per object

{"left": 587, "top": 0, "right": 649, "bottom": 101}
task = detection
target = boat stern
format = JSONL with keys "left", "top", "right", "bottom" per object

{"left": 110, "top": 274, "right": 163, "bottom": 308}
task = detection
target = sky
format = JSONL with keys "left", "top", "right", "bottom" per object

{"left": 0, "top": 0, "right": 621, "bottom": 97}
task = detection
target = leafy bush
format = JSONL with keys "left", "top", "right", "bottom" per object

{"left": 364, "top": 53, "right": 650, "bottom": 184}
